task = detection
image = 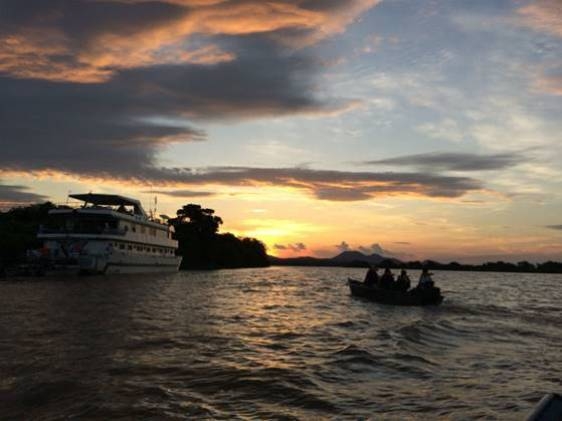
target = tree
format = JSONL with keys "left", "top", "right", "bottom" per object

{"left": 170, "top": 203, "right": 268, "bottom": 269}
{"left": 172, "top": 204, "right": 223, "bottom": 237}
{"left": 0, "top": 202, "right": 56, "bottom": 269}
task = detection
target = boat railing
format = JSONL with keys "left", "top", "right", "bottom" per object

{"left": 38, "top": 226, "right": 127, "bottom": 236}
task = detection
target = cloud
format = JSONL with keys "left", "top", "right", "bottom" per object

{"left": 0, "top": 0, "right": 382, "bottom": 192}
{"left": 134, "top": 166, "right": 483, "bottom": 201}
{"left": 0, "top": 183, "right": 47, "bottom": 206}
{"left": 335, "top": 241, "right": 350, "bottom": 252}
{"left": 394, "top": 241, "right": 411, "bottom": 245}
{"left": 145, "top": 189, "right": 215, "bottom": 198}
{"left": 416, "top": 118, "right": 465, "bottom": 143}
{"left": 0, "top": 0, "right": 369, "bottom": 181}
{"left": 358, "top": 243, "right": 390, "bottom": 255}
{"left": 534, "top": 74, "right": 562, "bottom": 96}
{"left": 516, "top": 0, "right": 562, "bottom": 38}
{"left": 0, "top": 40, "right": 342, "bottom": 178}
{"left": 0, "top": 0, "right": 381, "bottom": 83}
{"left": 365, "top": 152, "right": 524, "bottom": 172}
{"left": 274, "top": 242, "right": 306, "bottom": 252}
{"left": 546, "top": 225, "right": 562, "bottom": 230}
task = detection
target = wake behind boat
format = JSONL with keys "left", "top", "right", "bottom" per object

{"left": 348, "top": 278, "right": 443, "bottom": 306}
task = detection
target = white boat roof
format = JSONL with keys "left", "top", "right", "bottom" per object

{"left": 70, "top": 193, "right": 141, "bottom": 207}
{"left": 69, "top": 193, "right": 148, "bottom": 218}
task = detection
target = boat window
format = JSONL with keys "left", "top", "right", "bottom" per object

{"left": 132, "top": 224, "right": 136, "bottom": 232}
{"left": 119, "top": 244, "right": 125, "bottom": 250}
{"left": 128, "top": 245, "right": 132, "bottom": 250}
{"left": 141, "top": 226, "right": 146, "bottom": 234}
{"left": 43, "top": 213, "right": 120, "bottom": 234}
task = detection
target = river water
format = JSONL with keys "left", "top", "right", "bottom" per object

{"left": 1, "top": 267, "right": 561, "bottom": 420}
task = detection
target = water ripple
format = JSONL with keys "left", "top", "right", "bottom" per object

{"left": 1, "top": 267, "right": 561, "bottom": 419}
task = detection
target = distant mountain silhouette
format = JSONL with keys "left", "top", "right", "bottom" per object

{"left": 332, "top": 251, "right": 385, "bottom": 265}
{"left": 269, "top": 250, "right": 398, "bottom": 268}
{"left": 268, "top": 251, "right": 562, "bottom": 274}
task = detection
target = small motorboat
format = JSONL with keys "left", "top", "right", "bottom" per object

{"left": 526, "top": 393, "right": 562, "bottom": 421}
{"left": 348, "top": 278, "right": 443, "bottom": 306}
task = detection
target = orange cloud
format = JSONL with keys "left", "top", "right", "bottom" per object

{"left": 534, "top": 74, "right": 562, "bottom": 96}
{"left": 0, "top": 0, "right": 381, "bottom": 83}
{"left": 0, "top": 165, "right": 484, "bottom": 202}
{"left": 0, "top": 30, "right": 112, "bottom": 83}
{"left": 517, "top": 0, "right": 562, "bottom": 37}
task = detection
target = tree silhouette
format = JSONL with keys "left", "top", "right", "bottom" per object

{"left": 170, "top": 203, "right": 268, "bottom": 270}
{"left": 0, "top": 202, "right": 55, "bottom": 270}
{"left": 173, "top": 204, "right": 223, "bottom": 236}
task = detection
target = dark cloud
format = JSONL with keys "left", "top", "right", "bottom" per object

{"left": 0, "top": 183, "right": 47, "bottom": 205}
{"left": 293, "top": 242, "right": 307, "bottom": 251}
{"left": 0, "top": 46, "right": 331, "bottom": 177}
{"left": 358, "top": 242, "right": 414, "bottom": 259}
{"left": 394, "top": 241, "right": 411, "bottom": 245}
{"left": 0, "top": 1, "right": 483, "bottom": 205}
{"left": 335, "top": 241, "right": 350, "bottom": 252}
{"left": 0, "top": 0, "right": 366, "bottom": 179}
{"left": 546, "top": 225, "right": 562, "bottom": 230}
{"left": 144, "top": 190, "right": 215, "bottom": 198}
{"left": 364, "top": 152, "right": 524, "bottom": 172}
{"left": 274, "top": 242, "right": 306, "bottom": 252}
{"left": 358, "top": 243, "right": 391, "bottom": 256}
{"left": 134, "top": 166, "right": 483, "bottom": 200}
{"left": 0, "top": 0, "right": 380, "bottom": 82}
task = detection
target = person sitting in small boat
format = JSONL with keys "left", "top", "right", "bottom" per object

{"left": 417, "top": 268, "right": 434, "bottom": 289}
{"left": 363, "top": 265, "right": 379, "bottom": 287}
{"left": 396, "top": 269, "right": 411, "bottom": 292}
{"left": 380, "top": 267, "right": 395, "bottom": 289}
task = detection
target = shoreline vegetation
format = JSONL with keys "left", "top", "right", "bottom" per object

{"left": 169, "top": 204, "right": 268, "bottom": 270}
{"left": 0, "top": 202, "right": 269, "bottom": 273}
{"left": 1, "top": 202, "right": 561, "bottom": 274}
{"left": 269, "top": 253, "right": 562, "bottom": 274}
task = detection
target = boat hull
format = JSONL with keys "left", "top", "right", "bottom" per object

{"left": 348, "top": 278, "right": 443, "bottom": 306}
{"left": 78, "top": 253, "right": 182, "bottom": 274}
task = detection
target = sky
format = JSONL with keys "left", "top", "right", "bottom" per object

{"left": 1, "top": 0, "right": 561, "bottom": 263}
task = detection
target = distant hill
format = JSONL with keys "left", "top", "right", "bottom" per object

{"left": 269, "top": 250, "right": 399, "bottom": 268}
{"left": 332, "top": 251, "right": 385, "bottom": 265}
{"left": 268, "top": 251, "right": 562, "bottom": 274}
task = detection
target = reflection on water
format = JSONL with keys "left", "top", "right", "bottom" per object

{"left": 1, "top": 267, "right": 561, "bottom": 419}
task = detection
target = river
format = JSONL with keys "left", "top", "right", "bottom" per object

{"left": 1, "top": 267, "right": 561, "bottom": 419}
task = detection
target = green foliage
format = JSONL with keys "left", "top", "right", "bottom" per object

{"left": 170, "top": 203, "right": 268, "bottom": 270}
{"left": 0, "top": 202, "right": 56, "bottom": 269}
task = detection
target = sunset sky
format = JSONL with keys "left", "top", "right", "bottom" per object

{"left": 1, "top": 0, "right": 561, "bottom": 263}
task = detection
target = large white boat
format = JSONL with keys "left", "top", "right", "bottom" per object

{"left": 37, "top": 193, "right": 182, "bottom": 274}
